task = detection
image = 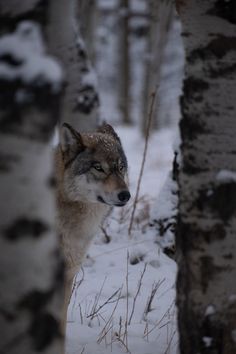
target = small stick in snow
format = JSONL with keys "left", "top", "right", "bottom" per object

{"left": 87, "top": 287, "right": 122, "bottom": 319}
{"left": 128, "top": 91, "right": 156, "bottom": 237}
{"left": 97, "top": 286, "right": 123, "bottom": 344}
{"left": 123, "top": 251, "right": 129, "bottom": 348}
{"left": 164, "top": 330, "right": 177, "bottom": 354}
{"left": 128, "top": 262, "right": 147, "bottom": 325}
{"left": 143, "top": 278, "right": 165, "bottom": 321}
{"left": 88, "top": 276, "right": 107, "bottom": 322}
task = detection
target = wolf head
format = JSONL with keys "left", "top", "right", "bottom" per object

{"left": 58, "top": 123, "right": 130, "bottom": 207}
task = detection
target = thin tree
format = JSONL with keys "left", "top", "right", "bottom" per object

{"left": 176, "top": 0, "right": 236, "bottom": 353}
{"left": 48, "top": 0, "right": 100, "bottom": 132}
{"left": 142, "top": 0, "right": 173, "bottom": 135}
{"left": 0, "top": 4, "right": 64, "bottom": 354}
{"left": 118, "top": 0, "right": 131, "bottom": 125}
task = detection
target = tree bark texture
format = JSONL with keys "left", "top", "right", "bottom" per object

{"left": 48, "top": 0, "right": 100, "bottom": 132}
{"left": 176, "top": 1, "right": 236, "bottom": 353}
{"left": 142, "top": 0, "right": 173, "bottom": 135}
{"left": 0, "top": 3, "right": 64, "bottom": 353}
{"left": 118, "top": 0, "right": 131, "bottom": 125}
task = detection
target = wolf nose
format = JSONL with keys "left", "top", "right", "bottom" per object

{"left": 118, "top": 190, "right": 131, "bottom": 203}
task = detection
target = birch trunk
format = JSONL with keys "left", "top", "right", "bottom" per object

{"left": 142, "top": 0, "right": 173, "bottom": 134}
{"left": 176, "top": 1, "right": 236, "bottom": 353}
{"left": 48, "top": 0, "right": 100, "bottom": 132}
{"left": 118, "top": 0, "right": 131, "bottom": 125}
{"left": 0, "top": 3, "right": 64, "bottom": 353}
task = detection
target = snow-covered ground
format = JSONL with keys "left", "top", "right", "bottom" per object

{"left": 66, "top": 126, "right": 179, "bottom": 354}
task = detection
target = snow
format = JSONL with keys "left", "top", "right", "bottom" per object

{"left": 202, "top": 337, "right": 213, "bottom": 348}
{"left": 0, "top": 21, "right": 63, "bottom": 92}
{"left": 66, "top": 126, "right": 178, "bottom": 354}
{"left": 216, "top": 169, "right": 236, "bottom": 184}
{"left": 205, "top": 305, "right": 216, "bottom": 316}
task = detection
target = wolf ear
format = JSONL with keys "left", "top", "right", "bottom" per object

{"left": 60, "top": 123, "right": 84, "bottom": 153}
{"left": 97, "top": 122, "right": 121, "bottom": 144}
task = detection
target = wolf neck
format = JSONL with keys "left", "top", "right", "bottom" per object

{"left": 57, "top": 192, "right": 109, "bottom": 272}
{"left": 57, "top": 192, "right": 109, "bottom": 235}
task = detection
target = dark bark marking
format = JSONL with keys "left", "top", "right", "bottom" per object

{"left": 74, "top": 85, "right": 99, "bottom": 114}
{"left": 29, "top": 312, "right": 61, "bottom": 351}
{"left": 208, "top": 62, "right": 236, "bottom": 78}
{"left": 188, "top": 36, "right": 236, "bottom": 63}
{"left": 18, "top": 288, "right": 62, "bottom": 350}
{"left": 180, "top": 114, "right": 207, "bottom": 141}
{"left": 200, "top": 256, "right": 223, "bottom": 293}
{"left": 202, "top": 224, "right": 226, "bottom": 243}
{"left": 183, "top": 76, "right": 209, "bottom": 101}
{"left": 182, "top": 152, "right": 207, "bottom": 175}
{"left": 197, "top": 182, "right": 236, "bottom": 222}
{"left": 207, "top": 0, "right": 236, "bottom": 25}
{"left": 0, "top": 54, "right": 22, "bottom": 66}
{"left": 0, "top": 79, "right": 62, "bottom": 141}
{"left": 18, "top": 290, "right": 52, "bottom": 312}
{"left": 200, "top": 314, "right": 224, "bottom": 354}
{"left": 4, "top": 217, "right": 49, "bottom": 240}
{"left": 208, "top": 36, "right": 236, "bottom": 59}
{"left": 0, "top": 152, "right": 20, "bottom": 172}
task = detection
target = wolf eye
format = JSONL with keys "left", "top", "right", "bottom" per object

{"left": 93, "top": 163, "right": 104, "bottom": 172}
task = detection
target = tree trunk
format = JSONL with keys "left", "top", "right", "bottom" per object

{"left": 0, "top": 3, "right": 64, "bottom": 353}
{"left": 176, "top": 1, "right": 236, "bottom": 353}
{"left": 48, "top": 0, "right": 100, "bottom": 132}
{"left": 118, "top": 0, "right": 131, "bottom": 125}
{"left": 77, "top": 0, "right": 98, "bottom": 65}
{"left": 142, "top": 0, "right": 173, "bottom": 135}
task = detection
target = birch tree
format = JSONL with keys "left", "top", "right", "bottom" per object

{"left": 176, "top": 1, "right": 236, "bottom": 353}
{"left": 0, "top": 4, "right": 64, "bottom": 354}
{"left": 142, "top": 0, "right": 173, "bottom": 134}
{"left": 118, "top": 0, "right": 131, "bottom": 125}
{"left": 48, "top": 0, "right": 100, "bottom": 132}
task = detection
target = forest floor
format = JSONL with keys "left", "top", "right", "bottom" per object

{"left": 66, "top": 125, "right": 179, "bottom": 354}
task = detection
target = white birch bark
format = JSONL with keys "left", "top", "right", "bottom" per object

{"left": 0, "top": 4, "right": 64, "bottom": 353}
{"left": 176, "top": 0, "right": 236, "bottom": 353}
{"left": 142, "top": 0, "right": 173, "bottom": 134}
{"left": 47, "top": 0, "right": 100, "bottom": 132}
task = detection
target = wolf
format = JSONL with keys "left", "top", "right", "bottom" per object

{"left": 55, "top": 122, "right": 130, "bottom": 328}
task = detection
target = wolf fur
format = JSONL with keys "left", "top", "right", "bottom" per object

{"left": 55, "top": 123, "right": 130, "bottom": 329}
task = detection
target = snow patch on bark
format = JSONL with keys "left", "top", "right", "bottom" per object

{"left": 216, "top": 170, "right": 236, "bottom": 184}
{"left": 205, "top": 304, "right": 216, "bottom": 316}
{"left": 0, "top": 21, "right": 63, "bottom": 92}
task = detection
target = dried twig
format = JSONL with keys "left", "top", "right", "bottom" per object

{"left": 88, "top": 276, "right": 107, "bottom": 322}
{"left": 97, "top": 286, "right": 123, "bottom": 344}
{"left": 115, "top": 336, "right": 132, "bottom": 354}
{"left": 128, "top": 91, "right": 156, "bottom": 236}
{"left": 164, "top": 330, "right": 177, "bottom": 354}
{"left": 123, "top": 252, "right": 129, "bottom": 348}
{"left": 128, "top": 263, "right": 147, "bottom": 325}
{"left": 143, "top": 278, "right": 165, "bottom": 321}
{"left": 87, "top": 287, "right": 121, "bottom": 319}
{"left": 143, "top": 300, "right": 175, "bottom": 338}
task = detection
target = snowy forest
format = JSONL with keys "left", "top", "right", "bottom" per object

{"left": 0, "top": 1, "right": 236, "bottom": 354}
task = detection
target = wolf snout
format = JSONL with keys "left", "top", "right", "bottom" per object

{"left": 118, "top": 190, "right": 131, "bottom": 203}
